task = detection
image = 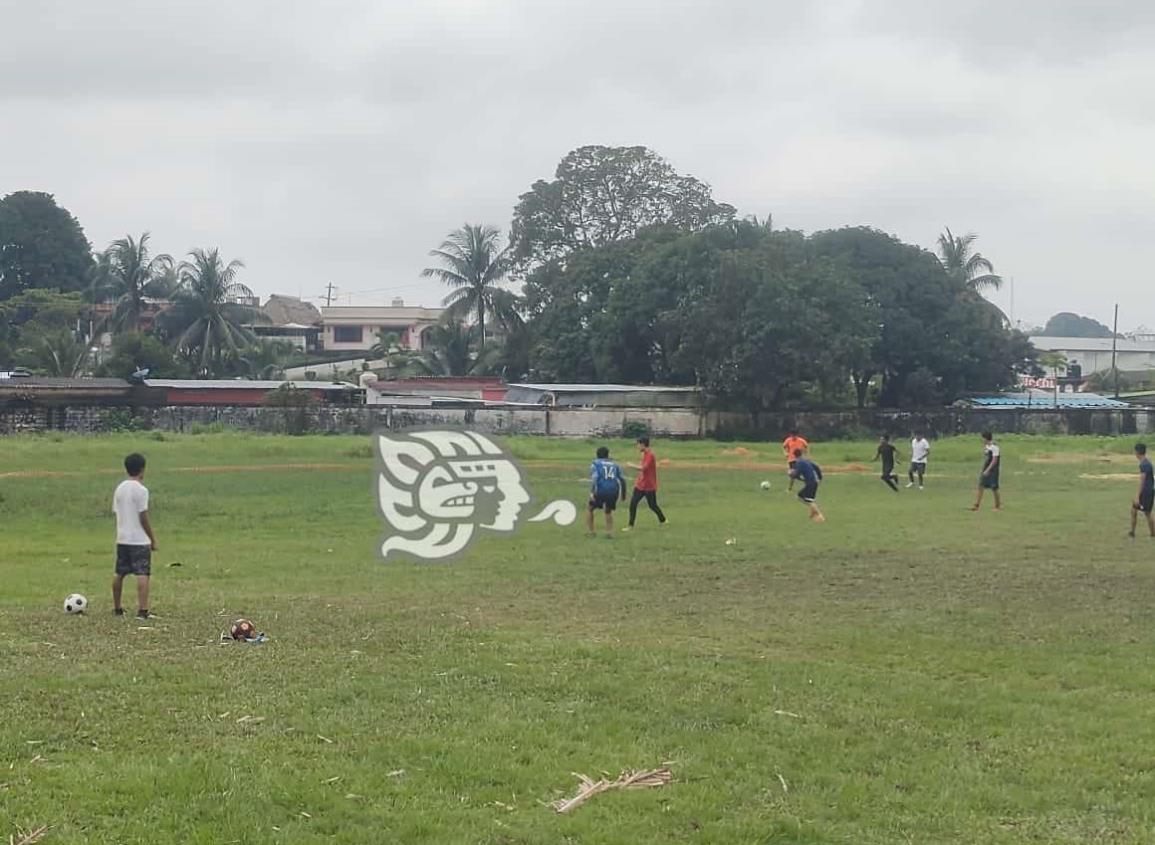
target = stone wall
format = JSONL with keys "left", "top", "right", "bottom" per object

{"left": 1, "top": 403, "right": 1152, "bottom": 439}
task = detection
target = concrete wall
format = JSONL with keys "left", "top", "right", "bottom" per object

{"left": 1, "top": 403, "right": 1151, "bottom": 438}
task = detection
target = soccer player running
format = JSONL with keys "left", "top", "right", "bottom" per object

{"left": 1129, "top": 443, "right": 1155, "bottom": 539}
{"left": 971, "top": 431, "right": 1002, "bottom": 512}
{"left": 874, "top": 434, "right": 900, "bottom": 492}
{"left": 586, "top": 446, "right": 627, "bottom": 538}
{"left": 112, "top": 452, "right": 159, "bottom": 619}
{"left": 908, "top": 432, "right": 930, "bottom": 489}
{"left": 623, "top": 436, "right": 667, "bottom": 531}
{"left": 782, "top": 430, "right": 809, "bottom": 491}
{"left": 789, "top": 449, "right": 825, "bottom": 522}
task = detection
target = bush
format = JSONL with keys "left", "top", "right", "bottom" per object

{"left": 101, "top": 408, "right": 146, "bottom": 432}
{"left": 622, "top": 420, "right": 650, "bottom": 440}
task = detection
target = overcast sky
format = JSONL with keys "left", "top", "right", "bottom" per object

{"left": 2, "top": 0, "right": 1153, "bottom": 331}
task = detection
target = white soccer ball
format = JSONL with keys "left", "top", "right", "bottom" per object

{"left": 64, "top": 593, "right": 87, "bottom": 614}
{"left": 760, "top": 480, "right": 771, "bottom": 491}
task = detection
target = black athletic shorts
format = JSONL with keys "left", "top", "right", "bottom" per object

{"left": 980, "top": 472, "right": 1000, "bottom": 491}
{"left": 589, "top": 491, "right": 618, "bottom": 512}
{"left": 797, "top": 482, "right": 819, "bottom": 503}
{"left": 116, "top": 544, "right": 151, "bottom": 576}
{"left": 1138, "top": 491, "right": 1154, "bottom": 514}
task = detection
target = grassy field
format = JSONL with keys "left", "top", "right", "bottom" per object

{"left": 4, "top": 431, "right": 1155, "bottom": 844}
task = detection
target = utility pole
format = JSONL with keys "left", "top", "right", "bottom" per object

{"left": 322, "top": 283, "right": 336, "bottom": 307}
{"left": 1112, "top": 303, "right": 1120, "bottom": 399}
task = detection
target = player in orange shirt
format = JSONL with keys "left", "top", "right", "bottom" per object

{"left": 782, "top": 431, "right": 809, "bottom": 491}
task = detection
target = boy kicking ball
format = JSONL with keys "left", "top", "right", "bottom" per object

{"left": 1130, "top": 443, "right": 1155, "bottom": 539}
{"left": 112, "top": 452, "right": 158, "bottom": 619}
{"left": 788, "top": 448, "right": 826, "bottom": 523}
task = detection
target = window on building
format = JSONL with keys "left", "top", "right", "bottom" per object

{"left": 333, "top": 326, "right": 363, "bottom": 343}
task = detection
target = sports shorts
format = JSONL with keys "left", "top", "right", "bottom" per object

{"left": 797, "top": 482, "right": 819, "bottom": 503}
{"left": 1138, "top": 491, "right": 1154, "bottom": 514}
{"left": 910, "top": 461, "right": 927, "bottom": 473}
{"left": 979, "top": 472, "right": 1000, "bottom": 490}
{"left": 116, "top": 544, "right": 152, "bottom": 576}
{"left": 589, "top": 491, "right": 619, "bottom": 512}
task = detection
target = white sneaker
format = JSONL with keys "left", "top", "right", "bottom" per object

{"left": 905, "top": 482, "right": 914, "bottom": 488}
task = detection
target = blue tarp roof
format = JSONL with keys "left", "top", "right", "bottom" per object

{"left": 964, "top": 392, "right": 1132, "bottom": 409}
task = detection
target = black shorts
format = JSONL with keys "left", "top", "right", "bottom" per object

{"left": 1137, "top": 491, "right": 1154, "bottom": 514}
{"left": 797, "top": 483, "right": 819, "bottom": 503}
{"left": 881, "top": 463, "right": 895, "bottom": 476}
{"left": 910, "top": 461, "right": 926, "bottom": 473}
{"left": 589, "top": 491, "right": 618, "bottom": 512}
{"left": 979, "top": 473, "right": 1000, "bottom": 490}
{"left": 116, "top": 544, "right": 151, "bottom": 576}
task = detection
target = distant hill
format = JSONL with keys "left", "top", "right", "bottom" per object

{"left": 1037, "top": 312, "right": 1116, "bottom": 338}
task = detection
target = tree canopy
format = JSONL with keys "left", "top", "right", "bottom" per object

{"left": 509, "top": 145, "right": 735, "bottom": 271}
{"left": 1038, "top": 312, "right": 1116, "bottom": 338}
{"left": 0, "top": 191, "right": 93, "bottom": 300}
{"left": 517, "top": 221, "right": 1034, "bottom": 409}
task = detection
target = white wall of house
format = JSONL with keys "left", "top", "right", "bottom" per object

{"left": 1030, "top": 336, "right": 1155, "bottom": 374}
{"left": 321, "top": 305, "right": 443, "bottom": 352}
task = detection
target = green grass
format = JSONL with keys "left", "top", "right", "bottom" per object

{"left": 3, "top": 432, "right": 1155, "bottom": 843}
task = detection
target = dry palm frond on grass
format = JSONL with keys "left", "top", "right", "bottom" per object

{"left": 10, "top": 826, "right": 49, "bottom": 845}
{"left": 551, "top": 767, "right": 673, "bottom": 814}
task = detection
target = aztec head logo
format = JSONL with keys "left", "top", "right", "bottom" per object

{"left": 374, "top": 430, "right": 576, "bottom": 561}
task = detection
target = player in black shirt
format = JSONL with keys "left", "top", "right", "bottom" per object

{"left": 1130, "top": 442, "right": 1155, "bottom": 538}
{"left": 874, "top": 434, "right": 900, "bottom": 492}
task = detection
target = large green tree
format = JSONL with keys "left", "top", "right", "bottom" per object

{"left": 937, "top": 227, "right": 1002, "bottom": 292}
{"left": 101, "top": 232, "right": 174, "bottom": 333}
{"left": 421, "top": 224, "right": 518, "bottom": 347}
{"left": 1038, "top": 312, "right": 1115, "bottom": 338}
{"left": 510, "top": 145, "right": 735, "bottom": 271}
{"left": 158, "top": 248, "right": 264, "bottom": 377}
{"left": 0, "top": 191, "right": 93, "bottom": 299}
{"left": 519, "top": 221, "right": 1030, "bottom": 409}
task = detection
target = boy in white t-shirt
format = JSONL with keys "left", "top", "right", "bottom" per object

{"left": 112, "top": 453, "right": 158, "bottom": 619}
{"left": 907, "top": 433, "right": 930, "bottom": 489}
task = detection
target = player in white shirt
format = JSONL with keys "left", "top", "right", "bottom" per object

{"left": 907, "top": 433, "right": 931, "bottom": 489}
{"left": 112, "top": 453, "right": 159, "bottom": 619}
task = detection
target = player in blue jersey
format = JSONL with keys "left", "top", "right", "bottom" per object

{"left": 586, "top": 446, "right": 627, "bottom": 538}
{"left": 788, "top": 449, "right": 826, "bottom": 523}
{"left": 1130, "top": 442, "right": 1155, "bottom": 538}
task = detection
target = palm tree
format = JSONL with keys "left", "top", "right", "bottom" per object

{"left": 103, "top": 233, "right": 174, "bottom": 332}
{"left": 408, "top": 321, "right": 500, "bottom": 376}
{"left": 421, "top": 224, "right": 515, "bottom": 347}
{"left": 159, "top": 248, "right": 264, "bottom": 377}
{"left": 17, "top": 328, "right": 92, "bottom": 377}
{"left": 369, "top": 329, "right": 416, "bottom": 378}
{"left": 937, "top": 228, "right": 1002, "bottom": 292}
{"left": 238, "top": 339, "right": 298, "bottom": 380}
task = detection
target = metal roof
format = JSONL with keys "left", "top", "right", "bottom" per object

{"left": 1030, "top": 336, "right": 1155, "bottom": 353}
{"left": 0, "top": 377, "right": 133, "bottom": 389}
{"left": 965, "top": 392, "right": 1132, "bottom": 409}
{"left": 507, "top": 383, "right": 700, "bottom": 393}
{"left": 144, "top": 379, "right": 357, "bottom": 391}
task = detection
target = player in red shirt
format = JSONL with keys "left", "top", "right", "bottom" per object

{"left": 623, "top": 436, "right": 667, "bottom": 531}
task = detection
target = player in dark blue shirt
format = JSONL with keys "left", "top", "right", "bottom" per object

{"left": 1130, "top": 442, "right": 1155, "bottom": 538}
{"left": 586, "top": 446, "right": 627, "bottom": 538}
{"left": 788, "top": 449, "right": 826, "bottom": 523}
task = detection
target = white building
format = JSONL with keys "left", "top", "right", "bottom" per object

{"left": 321, "top": 300, "right": 444, "bottom": 353}
{"left": 1029, "top": 336, "right": 1155, "bottom": 374}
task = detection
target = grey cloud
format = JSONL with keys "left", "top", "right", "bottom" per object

{"left": 0, "top": 0, "right": 1152, "bottom": 327}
